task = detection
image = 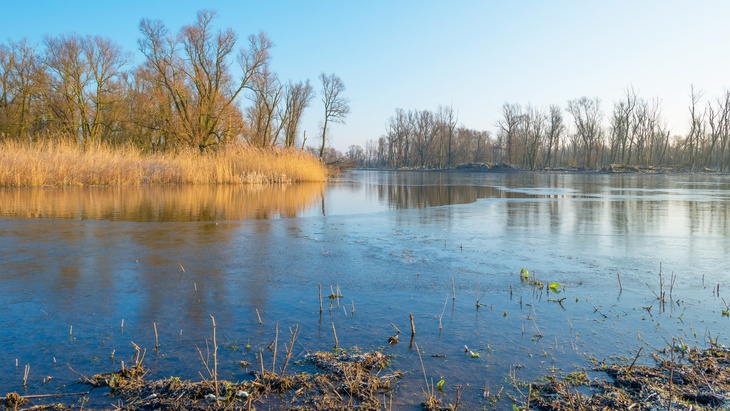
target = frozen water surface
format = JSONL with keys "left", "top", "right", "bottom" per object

{"left": 0, "top": 170, "right": 728, "bottom": 409}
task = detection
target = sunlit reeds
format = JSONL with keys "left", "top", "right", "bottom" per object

{"left": 0, "top": 140, "right": 328, "bottom": 187}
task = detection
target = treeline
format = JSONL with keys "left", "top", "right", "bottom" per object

{"left": 353, "top": 87, "right": 730, "bottom": 171}
{"left": 0, "top": 10, "right": 346, "bottom": 154}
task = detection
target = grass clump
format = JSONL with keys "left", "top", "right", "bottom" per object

{"left": 0, "top": 139, "right": 328, "bottom": 187}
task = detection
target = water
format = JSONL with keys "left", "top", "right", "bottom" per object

{"left": 0, "top": 170, "right": 728, "bottom": 409}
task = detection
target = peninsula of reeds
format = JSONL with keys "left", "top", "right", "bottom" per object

{"left": 0, "top": 140, "right": 328, "bottom": 187}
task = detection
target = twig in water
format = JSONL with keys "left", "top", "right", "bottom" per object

{"left": 332, "top": 322, "right": 339, "bottom": 349}
{"left": 23, "top": 364, "right": 29, "bottom": 387}
{"left": 627, "top": 346, "right": 644, "bottom": 374}
{"left": 410, "top": 313, "right": 416, "bottom": 337}
{"left": 646, "top": 282, "right": 664, "bottom": 302}
{"left": 19, "top": 391, "right": 89, "bottom": 400}
{"left": 279, "top": 324, "right": 299, "bottom": 377}
{"left": 271, "top": 322, "right": 278, "bottom": 374}
{"left": 439, "top": 295, "right": 448, "bottom": 331}
{"left": 415, "top": 342, "right": 432, "bottom": 397}
{"left": 452, "top": 277, "right": 456, "bottom": 301}
{"left": 153, "top": 322, "right": 159, "bottom": 349}
{"left": 210, "top": 315, "right": 219, "bottom": 405}
{"left": 256, "top": 309, "right": 263, "bottom": 325}
{"left": 318, "top": 284, "right": 323, "bottom": 314}
{"left": 617, "top": 272, "right": 623, "bottom": 292}
{"left": 475, "top": 274, "right": 479, "bottom": 308}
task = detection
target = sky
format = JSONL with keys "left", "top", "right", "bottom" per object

{"left": 1, "top": 1, "right": 729, "bottom": 152}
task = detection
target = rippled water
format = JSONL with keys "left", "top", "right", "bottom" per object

{"left": 0, "top": 170, "right": 728, "bottom": 409}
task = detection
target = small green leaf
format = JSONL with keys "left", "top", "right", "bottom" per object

{"left": 437, "top": 379, "right": 445, "bottom": 391}
{"left": 549, "top": 282, "right": 561, "bottom": 292}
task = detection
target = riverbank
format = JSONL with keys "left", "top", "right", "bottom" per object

{"left": 0, "top": 141, "right": 328, "bottom": 187}
{"left": 4, "top": 336, "right": 728, "bottom": 410}
{"left": 389, "top": 162, "right": 728, "bottom": 174}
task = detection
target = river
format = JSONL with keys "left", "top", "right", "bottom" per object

{"left": 0, "top": 170, "right": 728, "bottom": 409}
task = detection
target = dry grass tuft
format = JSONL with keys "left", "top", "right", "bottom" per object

{"left": 0, "top": 139, "right": 328, "bottom": 187}
{"left": 529, "top": 346, "right": 730, "bottom": 411}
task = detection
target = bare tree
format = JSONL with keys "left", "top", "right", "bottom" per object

{"left": 318, "top": 72, "right": 349, "bottom": 158}
{"left": 282, "top": 79, "right": 314, "bottom": 148}
{"left": 544, "top": 104, "right": 564, "bottom": 167}
{"left": 138, "top": 10, "right": 271, "bottom": 151}
{"left": 437, "top": 104, "right": 458, "bottom": 168}
{"left": 566, "top": 97, "right": 603, "bottom": 168}
{"left": 521, "top": 105, "right": 546, "bottom": 170}
{"left": 246, "top": 66, "right": 283, "bottom": 147}
{"left": 0, "top": 38, "right": 43, "bottom": 141}
{"left": 497, "top": 103, "right": 521, "bottom": 164}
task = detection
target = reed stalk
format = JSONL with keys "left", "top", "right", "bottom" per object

{"left": 211, "top": 315, "right": 219, "bottom": 405}
{"left": 153, "top": 322, "right": 159, "bottom": 349}
{"left": 332, "top": 322, "right": 339, "bottom": 349}
{"left": 271, "top": 323, "right": 279, "bottom": 374}
{"left": 410, "top": 313, "right": 416, "bottom": 337}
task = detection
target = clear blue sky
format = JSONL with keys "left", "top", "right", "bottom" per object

{"left": 2, "top": 1, "right": 729, "bottom": 151}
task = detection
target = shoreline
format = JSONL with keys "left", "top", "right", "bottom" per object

{"left": 359, "top": 162, "right": 730, "bottom": 175}
{"left": 4, "top": 338, "right": 728, "bottom": 410}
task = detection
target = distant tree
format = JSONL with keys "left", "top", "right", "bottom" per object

{"left": 318, "top": 72, "right": 349, "bottom": 158}
{"left": 346, "top": 144, "right": 365, "bottom": 165}
{"left": 685, "top": 86, "right": 705, "bottom": 171}
{"left": 497, "top": 103, "right": 521, "bottom": 164}
{"left": 521, "top": 105, "right": 546, "bottom": 170}
{"left": 566, "top": 97, "right": 603, "bottom": 168}
{"left": 544, "top": 104, "right": 564, "bottom": 167}
{"left": 436, "top": 104, "right": 458, "bottom": 168}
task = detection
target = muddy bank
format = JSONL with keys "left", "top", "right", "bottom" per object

{"left": 5, "top": 342, "right": 729, "bottom": 410}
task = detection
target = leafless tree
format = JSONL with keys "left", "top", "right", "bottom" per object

{"left": 544, "top": 104, "right": 564, "bottom": 168}
{"left": 138, "top": 10, "right": 271, "bottom": 151}
{"left": 521, "top": 105, "right": 546, "bottom": 170}
{"left": 318, "top": 72, "right": 349, "bottom": 158}
{"left": 566, "top": 97, "right": 603, "bottom": 168}
{"left": 246, "top": 66, "right": 283, "bottom": 147}
{"left": 685, "top": 85, "right": 705, "bottom": 170}
{"left": 497, "top": 103, "right": 521, "bottom": 164}
{"left": 282, "top": 79, "right": 314, "bottom": 148}
{"left": 0, "top": 38, "right": 43, "bottom": 141}
{"left": 437, "top": 104, "right": 458, "bottom": 168}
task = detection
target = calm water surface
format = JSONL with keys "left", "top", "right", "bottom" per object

{"left": 0, "top": 170, "right": 728, "bottom": 409}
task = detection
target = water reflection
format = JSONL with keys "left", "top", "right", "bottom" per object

{"left": 0, "top": 183, "right": 325, "bottom": 221}
{"left": 1, "top": 170, "right": 730, "bottom": 408}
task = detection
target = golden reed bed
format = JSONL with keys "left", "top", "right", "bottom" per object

{"left": 0, "top": 140, "right": 328, "bottom": 187}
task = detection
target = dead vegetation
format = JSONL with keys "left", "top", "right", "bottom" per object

{"left": 2, "top": 348, "right": 398, "bottom": 411}
{"left": 528, "top": 344, "right": 730, "bottom": 410}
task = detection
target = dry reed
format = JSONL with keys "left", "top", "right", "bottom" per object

{"left": 0, "top": 140, "right": 328, "bottom": 187}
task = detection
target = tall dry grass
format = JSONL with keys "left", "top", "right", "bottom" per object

{"left": 0, "top": 140, "right": 328, "bottom": 187}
